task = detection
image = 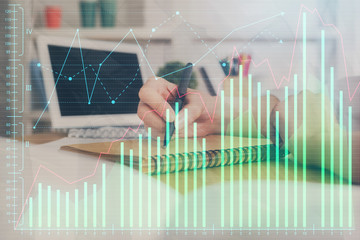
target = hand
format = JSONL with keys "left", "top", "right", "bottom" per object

{"left": 272, "top": 91, "right": 338, "bottom": 144}
{"left": 272, "top": 91, "right": 339, "bottom": 165}
{"left": 137, "top": 77, "right": 221, "bottom": 138}
{"left": 273, "top": 91, "right": 360, "bottom": 184}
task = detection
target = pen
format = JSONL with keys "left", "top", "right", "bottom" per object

{"left": 163, "top": 62, "right": 193, "bottom": 147}
{"left": 199, "top": 67, "right": 216, "bottom": 96}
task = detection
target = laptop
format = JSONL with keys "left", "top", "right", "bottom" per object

{"left": 37, "top": 35, "right": 149, "bottom": 129}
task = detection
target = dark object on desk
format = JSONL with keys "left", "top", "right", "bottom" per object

{"left": 220, "top": 57, "right": 239, "bottom": 76}
{"left": 219, "top": 58, "right": 230, "bottom": 76}
{"left": 199, "top": 67, "right": 217, "bottom": 96}
{"left": 231, "top": 58, "right": 239, "bottom": 75}
{"left": 157, "top": 61, "right": 197, "bottom": 89}
{"left": 164, "top": 63, "right": 193, "bottom": 147}
{"left": 220, "top": 54, "right": 252, "bottom": 77}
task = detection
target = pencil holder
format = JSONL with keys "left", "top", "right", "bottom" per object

{"left": 80, "top": 0, "right": 97, "bottom": 28}
{"left": 99, "top": 0, "right": 117, "bottom": 27}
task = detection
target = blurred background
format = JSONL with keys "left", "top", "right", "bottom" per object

{"left": 1, "top": 0, "right": 360, "bottom": 134}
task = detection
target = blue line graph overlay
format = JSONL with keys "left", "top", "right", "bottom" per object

{"left": 33, "top": 30, "right": 79, "bottom": 129}
{"left": 33, "top": 11, "right": 283, "bottom": 128}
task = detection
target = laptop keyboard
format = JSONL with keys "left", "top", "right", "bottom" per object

{"left": 67, "top": 126, "right": 148, "bottom": 139}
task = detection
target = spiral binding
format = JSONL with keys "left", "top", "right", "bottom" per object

{"left": 150, "top": 144, "right": 281, "bottom": 175}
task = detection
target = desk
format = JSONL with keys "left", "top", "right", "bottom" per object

{"left": 163, "top": 159, "right": 338, "bottom": 194}
{"left": 0, "top": 136, "right": 359, "bottom": 239}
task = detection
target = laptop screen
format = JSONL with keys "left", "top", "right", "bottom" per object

{"left": 47, "top": 45, "right": 143, "bottom": 116}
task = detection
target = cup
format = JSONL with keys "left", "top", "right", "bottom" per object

{"left": 99, "top": 0, "right": 117, "bottom": 27}
{"left": 45, "top": 6, "right": 62, "bottom": 28}
{"left": 80, "top": 0, "right": 97, "bottom": 28}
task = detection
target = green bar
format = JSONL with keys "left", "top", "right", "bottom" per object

{"left": 257, "top": 82, "right": 261, "bottom": 228}
{"left": 285, "top": 86, "right": 289, "bottom": 228}
{"left": 175, "top": 102, "right": 179, "bottom": 228}
{"left": 221, "top": 90, "right": 225, "bottom": 228}
{"left": 266, "top": 90, "right": 271, "bottom": 228}
{"left": 29, "top": 197, "right": 33, "bottom": 228}
{"left": 57, "top": 189, "right": 60, "bottom": 228}
{"left": 102, "top": 163, "right": 106, "bottom": 228}
{"left": 302, "top": 12, "right": 307, "bottom": 228}
{"left": 93, "top": 184, "right": 97, "bottom": 227}
{"left": 75, "top": 189, "right": 79, "bottom": 228}
{"left": 38, "top": 183, "right": 42, "bottom": 227}
{"left": 166, "top": 109, "right": 171, "bottom": 228}
{"left": 120, "top": 143, "right": 124, "bottom": 228}
{"left": 330, "top": 67, "right": 334, "bottom": 228}
{"left": 293, "top": 75, "right": 298, "bottom": 227}
{"left": 230, "top": 78, "right": 234, "bottom": 227}
{"left": 193, "top": 122, "right": 198, "bottom": 228}
{"left": 83, "top": 183, "right": 87, "bottom": 228}
{"left": 47, "top": 186, "right": 51, "bottom": 228}
{"left": 239, "top": 65, "right": 243, "bottom": 228}
{"left": 148, "top": 128, "right": 152, "bottom": 228}
{"left": 129, "top": 150, "right": 133, "bottom": 228}
{"left": 66, "top": 192, "right": 69, "bottom": 228}
{"left": 248, "top": 74, "right": 252, "bottom": 228}
{"left": 202, "top": 138, "right": 207, "bottom": 228}
{"left": 339, "top": 91, "right": 343, "bottom": 227}
{"left": 157, "top": 137, "right": 161, "bottom": 228}
{"left": 321, "top": 30, "right": 326, "bottom": 228}
{"left": 138, "top": 135, "right": 142, "bottom": 228}
{"left": 348, "top": 107, "right": 352, "bottom": 228}
{"left": 276, "top": 111, "right": 280, "bottom": 228}
{"left": 184, "top": 108, "right": 188, "bottom": 228}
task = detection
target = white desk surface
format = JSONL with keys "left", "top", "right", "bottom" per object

{"left": 0, "top": 137, "right": 359, "bottom": 239}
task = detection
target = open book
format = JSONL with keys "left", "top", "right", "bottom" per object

{"left": 61, "top": 135, "right": 276, "bottom": 175}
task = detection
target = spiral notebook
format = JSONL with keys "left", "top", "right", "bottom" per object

{"left": 61, "top": 135, "right": 276, "bottom": 175}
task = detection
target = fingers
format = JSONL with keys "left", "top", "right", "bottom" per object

{"left": 175, "top": 94, "right": 204, "bottom": 131}
{"left": 138, "top": 77, "right": 176, "bottom": 122}
{"left": 144, "top": 124, "right": 164, "bottom": 139}
{"left": 176, "top": 104, "right": 203, "bottom": 131}
{"left": 137, "top": 101, "right": 166, "bottom": 135}
{"left": 138, "top": 78, "right": 216, "bottom": 139}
